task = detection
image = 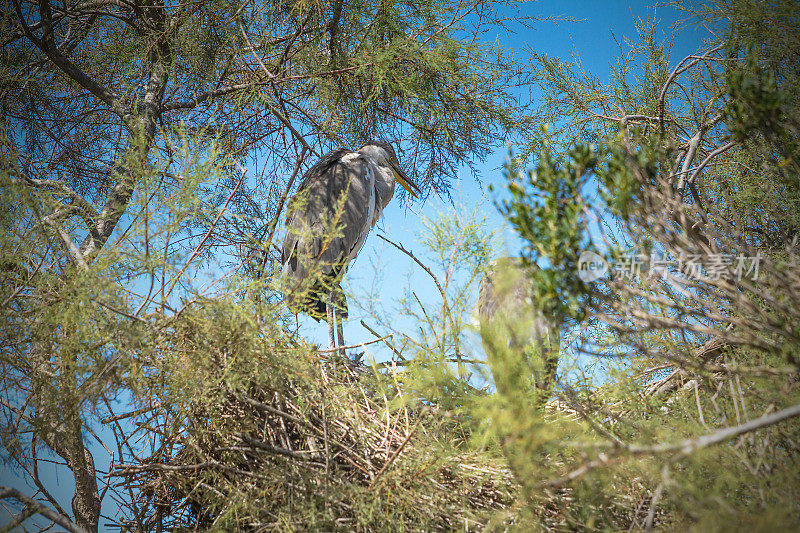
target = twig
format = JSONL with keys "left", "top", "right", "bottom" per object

{"left": 165, "top": 162, "right": 246, "bottom": 298}
{"left": 263, "top": 146, "right": 308, "bottom": 250}
{"left": 101, "top": 403, "right": 161, "bottom": 424}
{"left": 644, "top": 465, "right": 668, "bottom": 531}
{"left": 112, "top": 462, "right": 217, "bottom": 474}
{"left": 378, "top": 234, "right": 445, "bottom": 296}
{"left": 377, "top": 234, "right": 463, "bottom": 373}
{"left": 371, "top": 357, "right": 484, "bottom": 369}
{"left": 43, "top": 215, "right": 89, "bottom": 271}
{"left": 549, "top": 402, "right": 800, "bottom": 487}
{"left": 0, "top": 486, "right": 89, "bottom": 533}
{"left": 360, "top": 320, "right": 406, "bottom": 361}
{"left": 370, "top": 410, "right": 426, "bottom": 485}
{"left": 686, "top": 140, "right": 737, "bottom": 186}
{"left": 693, "top": 380, "right": 708, "bottom": 430}
{"left": 317, "top": 335, "right": 393, "bottom": 353}
{"left": 236, "top": 15, "right": 313, "bottom": 154}
{"left": 548, "top": 453, "right": 621, "bottom": 487}
{"left": 658, "top": 45, "right": 724, "bottom": 135}
{"left": 558, "top": 388, "right": 627, "bottom": 447}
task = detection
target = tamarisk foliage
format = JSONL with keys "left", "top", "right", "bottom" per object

{"left": 494, "top": 1, "right": 800, "bottom": 528}
{"left": 0, "top": 0, "right": 536, "bottom": 529}
{"left": 2, "top": 0, "right": 798, "bottom": 530}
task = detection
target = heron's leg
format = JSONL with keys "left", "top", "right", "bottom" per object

{"left": 336, "top": 319, "right": 345, "bottom": 351}
{"left": 331, "top": 287, "right": 348, "bottom": 358}
{"left": 326, "top": 294, "right": 336, "bottom": 352}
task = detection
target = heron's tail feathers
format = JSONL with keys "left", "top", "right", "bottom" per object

{"left": 281, "top": 261, "right": 348, "bottom": 322}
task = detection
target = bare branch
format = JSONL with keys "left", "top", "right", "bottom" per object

{"left": 164, "top": 163, "right": 247, "bottom": 298}
{"left": 628, "top": 402, "right": 800, "bottom": 456}
{"left": 550, "top": 402, "right": 800, "bottom": 487}
{"left": 0, "top": 487, "right": 89, "bottom": 533}
{"left": 658, "top": 45, "right": 725, "bottom": 134}
{"left": 377, "top": 234, "right": 463, "bottom": 370}
{"left": 5, "top": 175, "right": 100, "bottom": 224}
{"left": 12, "top": 0, "right": 133, "bottom": 122}
{"left": 687, "top": 141, "right": 737, "bottom": 185}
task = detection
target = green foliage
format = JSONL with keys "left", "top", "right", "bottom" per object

{"left": 721, "top": 54, "right": 800, "bottom": 249}
{"left": 4, "top": 0, "right": 800, "bottom": 530}
{"left": 3, "top": 0, "right": 544, "bottom": 527}
{"left": 484, "top": 1, "right": 800, "bottom": 529}
{"left": 115, "top": 295, "right": 518, "bottom": 531}
{"left": 499, "top": 144, "right": 597, "bottom": 322}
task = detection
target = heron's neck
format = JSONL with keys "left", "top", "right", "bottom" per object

{"left": 373, "top": 166, "right": 395, "bottom": 210}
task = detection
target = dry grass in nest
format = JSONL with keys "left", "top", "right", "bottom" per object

{"left": 111, "top": 360, "right": 518, "bottom": 531}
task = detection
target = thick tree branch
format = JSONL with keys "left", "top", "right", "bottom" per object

{"left": 6, "top": 175, "right": 100, "bottom": 227}
{"left": 78, "top": 0, "right": 170, "bottom": 262}
{"left": 12, "top": 0, "right": 133, "bottom": 123}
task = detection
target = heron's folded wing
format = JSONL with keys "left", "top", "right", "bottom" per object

{"left": 282, "top": 151, "right": 372, "bottom": 280}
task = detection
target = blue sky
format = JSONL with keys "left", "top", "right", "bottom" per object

{"left": 1, "top": 1, "right": 710, "bottom": 529}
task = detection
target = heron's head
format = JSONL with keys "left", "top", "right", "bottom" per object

{"left": 358, "top": 142, "right": 421, "bottom": 198}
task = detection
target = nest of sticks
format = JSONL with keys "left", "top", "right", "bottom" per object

{"left": 113, "top": 361, "right": 517, "bottom": 531}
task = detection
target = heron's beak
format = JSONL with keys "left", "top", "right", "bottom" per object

{"left": 390, "top": 161, "right": 421, "bottom": 198}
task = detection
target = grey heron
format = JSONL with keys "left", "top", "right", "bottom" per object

{"left": 478, "top": 257, "right": 560, "bottom": 401}
{"left": 281, "top": 142, "right": 420, "bottom": 359}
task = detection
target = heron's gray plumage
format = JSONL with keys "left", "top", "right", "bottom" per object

{"left": 281, "top": 142, "right": 418, "bottom": 328}
{"left": 478, "top": 257, "right": 560, "bottom": 394}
